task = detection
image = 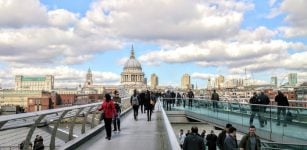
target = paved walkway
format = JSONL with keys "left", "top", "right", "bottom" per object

{"left": 76, "top": 106, "right": 170, "bottom": 150}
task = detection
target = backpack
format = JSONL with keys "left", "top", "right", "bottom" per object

{"left": 132, "top": 96, "right": 139, "bottom": 105}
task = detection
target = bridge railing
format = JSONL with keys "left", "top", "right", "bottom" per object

{"left": 0, "top": 97, "right": 130, "bottom": 150}
{"left": 159, "top": 99, "right": 181, "bottom": 150}
{"left": 161, "top": 97, "right": 307, "bottom": 145}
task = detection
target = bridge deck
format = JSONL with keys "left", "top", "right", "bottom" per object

{"left": 76, "top": 106, "right": 169, "bottom": 150}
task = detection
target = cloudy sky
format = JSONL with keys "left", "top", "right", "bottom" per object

{"left": 0, "top": 0, "right": 307, "bottom": 88}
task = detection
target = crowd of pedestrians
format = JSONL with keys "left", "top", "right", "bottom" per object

{"left": 179, "top": 123, "right": 262, "bottom": 150}
{"left": 249, "top": 90, "right": 290, "bottom": 127}
{"left": 129, "top": 89, "right": 158, "bottom": 122}
{"left": 98, "top": 89, "right": 159, "bottom": 140}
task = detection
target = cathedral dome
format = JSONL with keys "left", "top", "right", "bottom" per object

{"left": 124, "top": 58, "right": 142, "bottom": 70}
{"left": 123, "top": 46, "right": 142, "bottom": 70}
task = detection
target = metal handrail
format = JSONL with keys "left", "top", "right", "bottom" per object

{"left": 0, "top": 103, "right": 100, "bottom": 123}
{"left": 0, "top": 97, "right": 131, "bottom": 150}
{"left": 161, "top": 97, "right": 307, "bottom": 109}
{"left": 159, "top": 99, "right": 181, "bottom": 150}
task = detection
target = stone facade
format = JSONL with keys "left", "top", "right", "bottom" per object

{"left": 15, "top": 75, "right": 54, "bottom": 91}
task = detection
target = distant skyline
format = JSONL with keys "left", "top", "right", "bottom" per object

{"left": 0, "top": 0, "right": 307, "bottom": 88}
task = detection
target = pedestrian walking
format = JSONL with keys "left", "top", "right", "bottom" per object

{"left": 275, "top": 91, "right": 289, "bottom": 126}
{"left": 224, "top": 127, "right": 238, "bottom": 150}
{"left": 217, "top": 123, "right": 232, "bottom": 150}
{"left": 130, "top": 89, "right": 140, "bottom": 121}
{"left": 178, "top": 129, "right": 186, "bottom": 149}
{"left": 113, "top": 90, "right": 121, "bottom": 132}
{"left": 249, "top": 92, "right": 262, "bottom": 126}
{"left": 211, "top": 89, "right": 219, "bottom": 112}
{"left": 206, "top": 130, "right": 217, "bottom": 150}
{"left": 187, "top": 89, "right": 194, "bottom": 107}
{"left": 239, "top": 125, "right": 261, "bottom": 150}
{"left": 98, "top": 93, "right": 117, "bottom": 140}
{"left": 183, "top": 126, "right": 204, "bottom": 150}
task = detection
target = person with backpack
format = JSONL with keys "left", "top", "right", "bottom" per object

{"left": 131, "top": 89, "right": 140, "bottom": 121}
{"left": 211, "top": 89, "right": 219, "bottom": 112}
{"left": 98, "top": 93, "right": 117, "bottom": 140}
{"left": 113, "top": 90, "right": 121, "bottom": 132}
{"left": 275, "top": 90, "right": 289, "bottom": 126}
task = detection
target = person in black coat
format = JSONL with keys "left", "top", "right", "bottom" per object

{"left": 144, "top": 90, "right": 153, "bottom": 121}
{"left": 249, "top": 92, "right": 262, "bottom": 126}
{"left": 206, "top": 130, "right": 217, "bottom": 150}
{"left": 258, "top": 91, "right": 270, "bottom": 127}
{"left": 183, "top": 126, "right": 204, "bottom": 150}
{"left": 275, "top": 90, "right": 289, "bottom": 126}
{"left": 139, "top": 91, "right": 146, "bottom": 114}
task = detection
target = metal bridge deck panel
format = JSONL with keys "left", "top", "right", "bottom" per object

{"left": 76, "top": 109, "right": 167, "bottom": 150}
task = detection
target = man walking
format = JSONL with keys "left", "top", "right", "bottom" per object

{"left": 224, "top": 127, "right": 238, "bottom": 150}
{"left": 206, "top": 130, "right": 217, "bottom": 150}
{"left": 211, "top": 89, "right": 219, "bottom": 112}
{"left": 113, "top": 90, "right": 121, "bottom": 132}
{"left": 183, "top": 126, "right": 204, "bottom": 150}
{"left": 239, "top": 125, "right": 261, "bottom": 150}
{"left": 258, "top": 91, "right": 270, "bottom": 127}
{"left": 130, "top": 89, "right": 139, "bottom": 121}
{"left": 187, "top": 89, "right": 194, "bottom": 107}
{"left": 217, "top": 123, "right": 232, "bottom": 150}
{"left": 275, "top": 91, "right": 289, "bottom": 126}
{"left": 249, "top": 92, "right": 262, "bottom": 126}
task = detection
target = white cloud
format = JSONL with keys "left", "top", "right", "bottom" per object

{"left": 278, "top": 0, "right": 307, "bottom": 37}
{"left": 0, "top": 0, "right": 48, "bottom": 27}
{"left": 48, "top": 9, "right": 79, "bottom": 28}
{"left": 0, "top": 0, "right": 123, "bottom": 67}
{"left": 84, "top": 0, "right": 253, "bottom": 41}
{"left": 139, "top": 35, "right": 307, "bottom": 73}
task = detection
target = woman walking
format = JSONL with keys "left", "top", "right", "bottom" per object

{"left": 99, "top": 93, "right": 117, "bottom": 140}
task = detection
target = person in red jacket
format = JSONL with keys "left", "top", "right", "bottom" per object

{"left": 98, "top": 93, "right": 117, "bottom": 140}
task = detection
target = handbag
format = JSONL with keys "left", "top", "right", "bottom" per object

{"left": 100, "top": 110, "right": 105, "bottom": 121}
{"left": 150, "top": 100, "right": 155, "bottom": 105}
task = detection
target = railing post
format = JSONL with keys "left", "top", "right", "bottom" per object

{"left": 50, "top": 110, "right": 70, "bottom": 150}
{"left": 268, "top": 105, "right": 271, "bottom": 141}
{"left": 91, "top": 110, "right": 99, "bottom": 129}
{"left": 68, "top": 108, "right": 84, "bottom": 141}
{"left": 23, "top": 114, "right": 46, "bottom": 150}
{"left": 81, "top": 106, "right": 95, "bottom": 134}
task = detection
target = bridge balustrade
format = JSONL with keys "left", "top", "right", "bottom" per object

{"left": 161, "top": 97, "right": 307, "bottom": 145}
{"left": 0, "top": 97, "right": 130, "bottom": 150}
